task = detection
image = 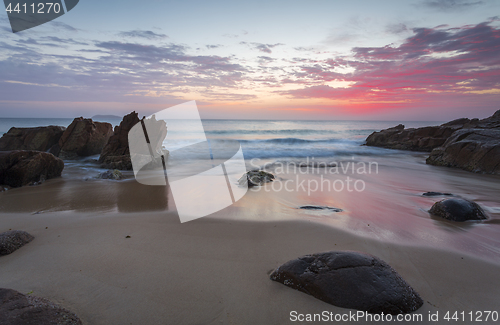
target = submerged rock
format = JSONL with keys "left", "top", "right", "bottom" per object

{"left": 0, "top": 288, "right": 82, "bottom": 325}
{"left": 422, "top": 192, "right": 454, "bottom": 197}
{"left": 270, "top": 251, "right": 423, "bottom": 314}
{"left": 0, "top": 231, "right": 34, "bottom": 256}
{"left": 98, "top": 169, "right": 123, "bottom": 180}
{"left": 299, "top": 205, "right": 343, "bottom": 212}
{"left": 0, "top": 151, "right": 64, "bottom": 187}
{"left": 0, "top": 126, "right": 65, "bottom": 152}
{"left": 238, "top": 170, "right": 275, "bottom": 187}
{"left": 429, "top": 198, "right": 487, "bottom": 221}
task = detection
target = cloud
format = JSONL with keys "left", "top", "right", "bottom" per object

{"left": 284, "top": 21, "right": 500, "bottom": 109}
{"left": 240, "top": 42, "right": 283, "bottom": 53}
{"left": 48, "top": 21, "right": 78, "bottom": 32}
{"left": 118, "top": 30, "right": 168, "bottom": 40}
{"left": 420, "top": 0, "right": 484, "bottom": 11}
{"left": 385, "top": 23, "right": 410, "bottom": 34}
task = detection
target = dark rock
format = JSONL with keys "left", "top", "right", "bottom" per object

{"left": 429, "top": 198, "right": 487, "bottom": 221}
{"left": 0, "top": 231, "right": 34, "bottom": 256}
{"left": 365, "top": 109, "right": 500, "bottom": 153}
{"left": 422, "top": 192, "right": 454, "bottom": 197}
{"left": 51, "top": 117, "right": 113, "bottom": 159}
{"left": 98, "top": 169, "right": 123, "bottom": 180}
{"left": 426, "top": 129, "right": 500, "bottom": 174}
{"left": 238, "top": 170, "right": 275, "bottom": 187}
{"left": 270, "top": 251, "right": 423, "bottom": 314}
{"left": 0, "top": 288, "right": 82, "bottom": 325}
{"left": 0, "top": 126, "right": 65, "bottom": 152}
{"left": 0, "top": 151, "right": 64, "bottom": 187}
{"left": 99, "top": 112, "right": 141, "bottom": 170}
{"left": 365, "top": 125, "right": 457, "bottom": 152}
{"left": 299, "top": 205, "right": 343, "bottom": 212}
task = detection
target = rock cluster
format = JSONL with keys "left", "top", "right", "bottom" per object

{"left": 366, "top": 109, "right": 500, "bottom": 174}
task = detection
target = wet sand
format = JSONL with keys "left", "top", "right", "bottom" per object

{"left": 1, "top": 153, "right": 500, "bottom": 324}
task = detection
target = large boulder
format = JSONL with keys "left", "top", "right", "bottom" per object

{"left": 99, "top": 112, "right": 141, "bottom": 170}
{"left": 426, "top": 129, "right": 500, "bottom": 174}
{"left": 0, "top": 231, "right": 34, "bottom": 256}
{"left": 0, "top": 151, "right": 64, "bottom": 187}
{"left": 0, "top": 126, "right": 65, "bottom": 152}
{"left": 50, "top": 117, "right": 113, "bottom": 159}
{"left": 270, "top": 251, "right": 423, "bottom": 314}
{"left": 0, "top": 288, "right": 82, "bottom": 325}
{"left": 365, "top": 109, "right": 500, "bottom": 152}
{"left": 429, "top": 198, "right": 488, "bottom": 221}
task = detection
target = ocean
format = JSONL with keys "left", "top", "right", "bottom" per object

{"left": 0, "top": 118, "right": 441, "bottom": 162}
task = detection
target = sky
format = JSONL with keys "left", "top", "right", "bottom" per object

{"left": 0, "top": 0, "right": 499, "bottom": 120}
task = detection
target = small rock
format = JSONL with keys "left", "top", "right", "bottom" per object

{"left": 0, "top": 231, "right": 34, "bottom": 256}
{"left": 98, "top": 169, "right": 123, "bottom": 180}
{"left": 422, "top": 192, "right": 453, "bottom": 197}
{"left": 0, "top": 288, "right": 82, "bottom": 325}
{"left": 238, "top": 170, "right": 275, "bottom": 187}
{"left": 270, "top": 251, "right": 423, "bottom": 314}
{"left": 429, "top": 198, "right": 488, "bottom": 221}
{"left": 298, "top": 205, "right": 343, "bottom": 212}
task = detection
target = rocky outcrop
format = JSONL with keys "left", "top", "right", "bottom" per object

{"left": 0, "top": 151, "right": 64, "bottom": 187}
{"left": 270, "top": 251, "right": 423, "bottom": 314}
{"left": 429, "top": 198, "right": 487, "bottom": 221}
{"left": 238, "top": 170, "right": 275, "bottom": 187}
{"left": 366, "top": 110, "right": 500, "bottom": 153}
{"left": 0, "top": 288, "right": 82, "bottom": 325}
{"left": 0, "top": 126, "right": 65, "bottom": 152}
{"left": 99, "top": 112, "right": 140, "bottom": 170}
{"left": 365, "top": 124, "right": 460, "bottom": 152}
{"left": 50, "top": 117, "right": 113, "bottom": 159}
{"left": 365, "top": 109, "right": 500, "bottom": 174}
{"left": 0, "top": 231, "right": 34, "bottom": 256}
{"left": 426, "top": 129, "right": 500, "bottom": 174}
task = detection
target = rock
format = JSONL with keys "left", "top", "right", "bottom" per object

{"left": 365, "top": 109, "right": 500, "bottom": 153}
{"left": 365, "top": 125, "right": 458, "bottom": 152}
{"left": 299, "top": 205, "right": 343, "bottom": 212}
{"left": 50, "top": 117, "right": 113, "bottom": 159}
{"left": 270, "top": 251, "right": 423, "bottom": 314}
{"left": 0, "top": 231, "right": 34, "bottom": 256}
{"left": 429, "top": 198, "right": 488, "bottom": 221}
{"left": 0, "top": 126, "right": 65, "bottom": 152}
{"left": 426, "top": 129, "right": 500, "bottom": 174}
{"left": 238, "top": 170, "right": 275, "bottom": 187}
{"left": 422, "top": 192, "right": 453, "bottom": 197}
{"left": 99, "top": 112, "right": 141, "bottom": 170}
{"left": 98, "top": 169, "right": 123, "bottom": 180}
{"left": 0, "top": 288, "right": 82, "bottom": 325}
{"left": 0, "top": 151, "right": 64, "bottom": 187}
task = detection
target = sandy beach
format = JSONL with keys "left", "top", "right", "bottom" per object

{"left": 1, "top": 152, "right": 500, "bottom": 324}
